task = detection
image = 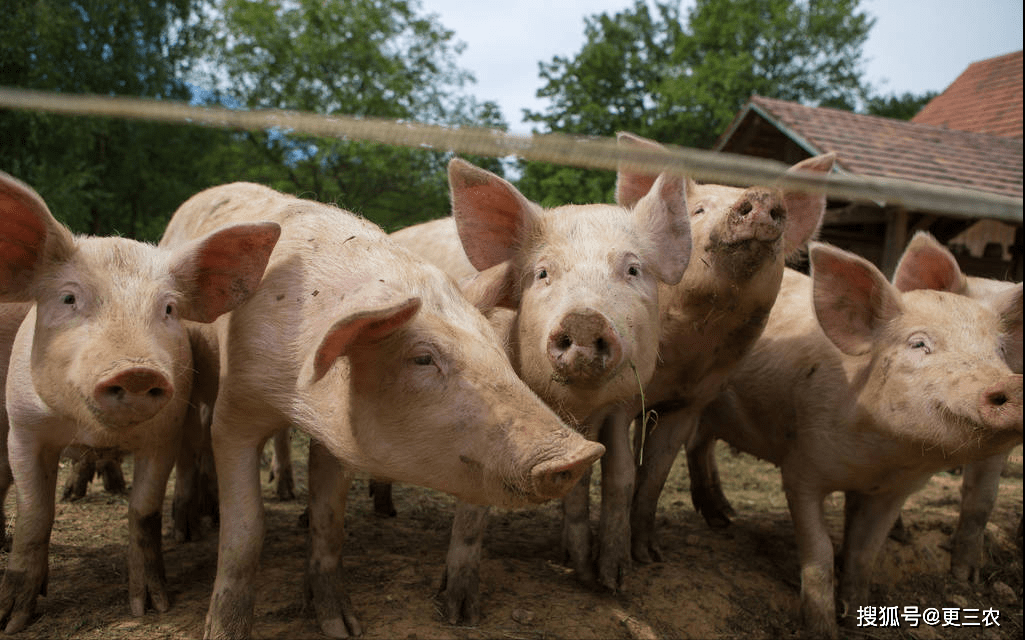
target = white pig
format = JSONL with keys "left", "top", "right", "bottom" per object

{"left": 159, "top": 181, "right": 605, "bottom": 639}
{"left": 694, "top": 243, "right": 1022, "bottom": 637}
{"left": 0, "top": 172, "right": 280, "bottom": 633}
{"left": 891, "top": 230, "right": 1022, "bottom": 582}
{"left": 389, "top": 153, "right": 692, "bottom": 621}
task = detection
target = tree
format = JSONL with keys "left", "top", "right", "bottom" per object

{"left": 198, "top": 0, "right": 507, "bottom": 230}
{"left": 864, "top": 91, "right": 938, "bottom": 120}
{"left": 0, "top": 0, "right": 225, "bottom": 240}
{"left": 517, "top": 0, "right": 875, "bottom": 206}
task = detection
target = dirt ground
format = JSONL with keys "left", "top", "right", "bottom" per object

{"left": 3, "top": 435, "right": 1021, "bottom": 640}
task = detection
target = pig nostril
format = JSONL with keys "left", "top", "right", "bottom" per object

{"left": 988, "top": 392, "right": 1008, "bottom": 407}
{"left": 595, "top": 337, "right": 609, "bottom": 355}
{"left": 147, "top": 388, "right": 165, "bottom": 398}
{"left": 770, "top": 206, "right": 786, "bottom": 221}
{"left": 105, "top": 386, "right": 125, "bottom": 399}
{"left": 552, "top": 470, "right": 572, "bottom": 486}
{"left": 736, "top": 201, "right": 752, "bottom": 216}
{"left": 555, "top": 334, "right": 573, "bottom": 351}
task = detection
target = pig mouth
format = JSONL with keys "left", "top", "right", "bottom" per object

{"left": 704, "top": 236, "right": 779, "bottom": 281}
{"left": 549, "top": 360, "right": 628, "bottom": 390}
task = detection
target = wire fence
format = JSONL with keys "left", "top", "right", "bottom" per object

{"left": 0, "top": 86, "right": 1021, "bottom": 225}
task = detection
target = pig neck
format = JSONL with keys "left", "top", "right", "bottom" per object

{"left": 642, "top": 249, "right": 785, "bottom": 412}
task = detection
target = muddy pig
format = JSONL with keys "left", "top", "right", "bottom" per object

{"left": 159, "top": 182, "right": 605, "bottom": 639}
{"left": 693, "top": 243, "right": 1022, "bottom": 637}
{"left": 606, "top": 133, "right": 834, "bottom": 565}
{"left": 389, "top": 153, "right": 692, "bottom": 620}
{"left": 890, "top": 230, "right": 1022, "bottom": 582}
{"left": 0, "top": 172, "right": 280, "bottom": 633}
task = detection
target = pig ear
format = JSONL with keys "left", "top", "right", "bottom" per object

{"left": 0, "top": 172, "right": 76, "bottom": 301}
{"left": 632, "top": 173, "right": 692, "bottom": 285}
{"left": 810, "top": 242, "right": 902, "bottom": 356}
{"left": 781, "top": 153, "right": 835, "bottom": 256}
{"left": 460, "top": 261, "right": 519, "bottom": 311}
{"left": 311, "top": 295, "right": 422, "bottom": 383}
{"left": 449, "top": 158, "right": 540, "bottom": 272}
{"left": 993, "top": 283, "right": 1023, "bottom": 374}
{"left": 892, "top": 231, "right": 966, "bottom": 293}
{"left": 171, "top": 221, "right": 281, "bottom": 323}
{"left": 615, "top": 132, "right": 663, "bottom": 208}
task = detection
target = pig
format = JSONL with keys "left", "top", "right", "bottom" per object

{"left": 158, "top": 181, "right": 605, "bottom": 639}
{"left": 890, "top": 231, "right": 1022, "bottom": 582}
{"left": 607, "top": 133, "right": 834, "bottom": 564}
{"left": 692, "top": 243, "right": 1022, "bottom": 637}
{"left": 0, "top": 171, "right": 281, "bottom": 633}
{"left": 688, "top": 230, "right": 1025, "bottom": 585}
{"left": 388, "top": 152, "right": 692, "bottom": 620}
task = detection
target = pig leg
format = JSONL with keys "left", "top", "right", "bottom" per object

{"left": 204, "top": 421, "right": 268, "bottom": 639}
{"left": 269, "top": 428, "right": 296, "bottom": 500}
{"left": 686, "top": 423, "right": 736, "bottom": 529}
{"left": 837, "top": 490, "right": 910, "bottom": 627}
{"left": 305, "top": 439, "right": 361, "bottom": 638}
{"left": 97, "top": 450, "right": 127, "bottom": 494}
{"left": 950, "top": 451, "right": 1007, "bottom": 581}
{"left": 369, "top": 480, "right": 397, "bottom": 517}
{"left": 561, "top": 465, "right": 594, "bottom": 585}
{"left": 438, "top": 502, "right": 490, "bottom": 624}
{"left": 0, "top": 436, "right": 60, "bottom": 634}
{"left": 61, "top": 448, "right": 97, "bottom": 501}
{"left": 0, "top": 426, "right": 11, "bottom": 550}
{"left": 173, "top": 401, "right": 210, "bottom": 543}
{"left": 783, "top": 478, "right": 837, "bottom": 639}
{"left": 630, "top": 407, "right": 697, "bottom": 563}
{"left": 127, "top": 449, "right": 176, "bottom": 616}
{"left": 596, "top": 407, "right": 633, "bottom": 591}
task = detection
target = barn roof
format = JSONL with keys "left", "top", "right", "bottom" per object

{"left": 715, "top": 95, "right": 1023, "bottom": 201}
{"left": 912, "top": 50, "right": 1023, "bottom": 139}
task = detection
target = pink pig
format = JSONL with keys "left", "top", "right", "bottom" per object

{"left": 0, "top": 172, "right": 280, "bottom": 633}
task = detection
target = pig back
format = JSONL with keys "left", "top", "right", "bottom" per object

{"left": 390, "top": 217, "right": 477, "bottom": 282}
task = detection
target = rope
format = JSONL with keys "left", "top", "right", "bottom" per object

{"left": 0, "top": 86, "right": 1021, "bottom": 224}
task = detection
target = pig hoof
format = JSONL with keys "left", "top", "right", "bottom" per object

{"left": 437, "top": 568, "right": 481, "bottom": 625}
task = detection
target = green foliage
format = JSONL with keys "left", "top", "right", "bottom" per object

{"left": 0, "top": 0, "right": 222, "bottom": 240}
{"left": 198, "top": 0, "right": 507, "bottom": 230}
{"left": 518, "top": 0, "right": 875, "bottom": 206}
{"left": 864, "top": 91, "right": 938, "bottom": 120}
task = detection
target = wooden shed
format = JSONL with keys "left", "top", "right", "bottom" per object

{"left": 713, "top": 53, "right": 1023, "bottom": 281}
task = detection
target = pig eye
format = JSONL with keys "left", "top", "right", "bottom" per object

{"left": 692, "top": 206, "right": 705, "bottom": 217}
{"left": 164, "top": 303, "right": 175, "bottom": 317}
{"left": 412, "top": 354, "right": 434, "bottom": 366}
{"left": 536, "top": 267, "right": 549, "bottom": 282}
{"left": 627, "top": 264, "right": 641, "bottom": 277}
{"left": 61, "top": 293, "right": 76, "bottom": 306}
{"left": 908, "top": 334, "right": 932, "bottom": 354}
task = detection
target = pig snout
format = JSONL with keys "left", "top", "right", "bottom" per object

{"left": 92, "top": 366, "right": 174, "bottom": 427}
{"left": 529, "top": 439, "right": 605, "bottom": 500}
{"left": 727, "top": 192, "right": 786, "bottom": 244}
{"left": 547, "top": 310, "right": 624, "bottom": 388}
{"left": 978, "top": 374, "right": 1023, "bottom": 431}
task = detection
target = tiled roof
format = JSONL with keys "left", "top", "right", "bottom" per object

{"left": 912, "top": 50, "right": 1023, "bottom": 139}
{"left": 720, "top": 95, "right": 1023, "bottom": 200}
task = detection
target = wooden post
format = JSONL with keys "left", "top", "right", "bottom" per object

{"left": 881, "top": 207, "right": 909, "bottom": 278}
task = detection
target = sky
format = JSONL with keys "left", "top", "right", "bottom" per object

{"left": 423, "top": 0, "right": 1024, "bottom": 134}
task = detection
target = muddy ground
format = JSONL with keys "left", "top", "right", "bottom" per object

{"left": 3, "top": 435, "right": 1021, "bottom": 640}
